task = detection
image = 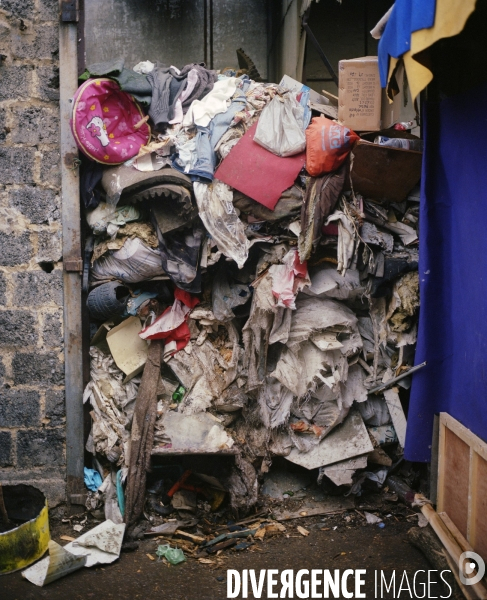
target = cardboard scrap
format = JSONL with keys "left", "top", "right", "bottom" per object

{"left": 64, "top": 519, "right": 125, "bottom": 567}
{"left": 322, "top": 455, "right": 368, "bottom": 486}
{"left": 22, "top": 541, "right": 87, "bottom": 587}
{"left": 106, "top": 316, "right": 149, "bottom": 383}
{"left": 383, "top": 388, "right": 407, "bottom": 447}
{"left": 286, "top": 410, "right": 374, "bottom": 470}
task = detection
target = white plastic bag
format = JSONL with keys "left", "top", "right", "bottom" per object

{"left": 91, "top": 237, "right": 166, "bottom": 283}
{"left": 193, "top": 181, "right": 250, "bottom": 268}
{"left": 254, "top": 93, "right": 306, "bottom": 157}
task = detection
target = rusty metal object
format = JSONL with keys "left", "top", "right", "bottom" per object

{"left": 63, "top": 258, "right": 83, "bottom": 272}
{"left": 351, "top": 140, "right": 422, "bottom": 204}
{"left": 0, "top": 485, "right": 50, "bottom": 575}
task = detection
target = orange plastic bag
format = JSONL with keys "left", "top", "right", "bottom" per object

{"left": 305, "top": 117, "right": 359, "bottom": 176}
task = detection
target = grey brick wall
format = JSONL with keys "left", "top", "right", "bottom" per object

{"left": 0, "top": 0, "right": 65, "bottom": 506}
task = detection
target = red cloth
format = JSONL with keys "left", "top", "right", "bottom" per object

{"left": 215, "top": 122, "right": 305, "bottom": 210}
{"left": 139, "top": 289, "right": 199, "bottom": 355}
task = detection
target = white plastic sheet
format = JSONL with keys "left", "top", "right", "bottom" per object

{"left": 194, "top": 181, "right": 249, "bottom": 268}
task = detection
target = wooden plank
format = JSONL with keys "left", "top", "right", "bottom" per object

{"left": 60, "top": 16, "right": 84, "bottom": 506}
{"left": 437, "top": 413, "right": 487, "bottom": 567}
{"left": 438, "top": 511, "right": 474, "bottom": 553}
{"left": 437, "top": 414, "right": 447, "bottom": 513}
{"left": 441, "top": 427, "right": 470, "bottom": 538}
{"left": 440, "top": 412, "right": 487, "bottom": 462}
{"left": 467, "top": 448, "right": 476, "bottom": 541}
{"left": 430, "top": 414, "right": 440, "bottom": 504}
{"left": 421, "top": 505, "right": 463, "bottom": 565}
{"left": 321, "top": 89, "right": 339, "bottom": 104}
{"left": 421, "top": 504, "right": 487, "bottom": 600}
{"left": 470, "top": 453, "right": 487, "bottom": 561}
{"left": 441, "top": 545, "right": 478, "bottom": 600}
{"left": 174, "top": 530, "right": 205, "bottom": 544}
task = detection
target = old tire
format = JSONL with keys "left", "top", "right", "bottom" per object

{"left": 87, "top": 281, "right": 130, "bottom": 321}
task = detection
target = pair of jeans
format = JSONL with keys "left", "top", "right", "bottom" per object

{"left": 189, "top": 76, "right": 250, "bottom": 182}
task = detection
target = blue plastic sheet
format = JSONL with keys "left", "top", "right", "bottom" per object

{"left": 405, "top": 81, "right": 487, "bottom": 461}
{"left": 84, "top": 467, "right": 103, "bottom": 492}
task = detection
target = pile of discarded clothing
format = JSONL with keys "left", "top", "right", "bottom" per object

{"left": 77, "top": 57, "right": 422, "bottom": 526}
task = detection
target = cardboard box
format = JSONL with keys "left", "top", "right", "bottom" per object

{"left": 380, "top": 61, "right": 418, "bottom": 132}
{"left": 338, "top": 56, "right": 382, "bottom": 131}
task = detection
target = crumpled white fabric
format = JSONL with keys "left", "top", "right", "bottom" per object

{"left": 194, "top": 180, "right": 249, "bottom": 268}
{"left": 325, "top": 211, "right": 357, "bottom": 275}
{"left": 258, "top": 377, "right": 294, "bottom": 429}
{"left": 183, "top": 77, "right": 238, "bottom": 127}
{"left": 133, "top": 60, "right": 155, "bottom": 74}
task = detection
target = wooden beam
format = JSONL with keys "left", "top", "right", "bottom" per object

{"left": 59, "top": 1, "right": 84, "bottom": 507}
{"left": 437, "top": 413, "right": 447, "bottom": 513}
{"left": 438, "top": 511, "right": 474, "bottom": 553}
{"left": 421, "top": 504, "right": 487, "bottom": 599}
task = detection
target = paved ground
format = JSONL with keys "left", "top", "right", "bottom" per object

{"left": 1, "top": 515, "right": 454, "bottom": 600}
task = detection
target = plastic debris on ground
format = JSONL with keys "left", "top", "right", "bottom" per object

{"left": 155, "top": 544, "right": 186, "bottom": 565}
{"left": 75, "top": 51, "right": 423, "bottom": 544}
{"left": 21, "top": 520, "right": 125, "bottom": 586}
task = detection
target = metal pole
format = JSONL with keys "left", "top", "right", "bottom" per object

{"left": 369, "top": 361, "right": 427, "bottom": 395}
{"left": 302, "top": 7, "right": 338, "bottom": 86}
{"left": 59, "top": 0, "right": 85, "bottom": 507}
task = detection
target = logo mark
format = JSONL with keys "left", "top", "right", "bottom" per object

{"left": 459, "top": 551, "right": 485, "bottom": 585}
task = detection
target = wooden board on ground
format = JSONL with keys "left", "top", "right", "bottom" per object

{"left": 274, "top": 496, "right": 354, "bottom": 521}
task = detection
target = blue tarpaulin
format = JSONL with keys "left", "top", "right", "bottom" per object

{"left": 405, "top": 81, "right": 487, "bottom": 461}
{"left": 378, "top": 0, "right": 436, "bottom": 86}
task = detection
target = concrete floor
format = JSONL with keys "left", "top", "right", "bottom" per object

{"left": 1, "top": 515, "right": 454, "bottom": 600}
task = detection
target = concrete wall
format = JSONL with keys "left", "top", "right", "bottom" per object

{"left": 0, "top": 0, "right": 396, "bottom": 510}
{"left": 0, "top": 0, "right": 65, "bottom": 505}
{"left": 82, "top": 0, "right": 268, "bottom": 79}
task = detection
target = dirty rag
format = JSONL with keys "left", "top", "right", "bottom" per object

{"left": 183, "top": 77, "right": 238, "bottom": 127}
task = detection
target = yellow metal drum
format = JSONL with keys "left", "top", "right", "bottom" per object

{"left": 0, "top": 485, "right": 50, "bottom": 575}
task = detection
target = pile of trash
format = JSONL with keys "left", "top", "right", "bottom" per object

{"left": 78, "top": 56, "right": 422, "bottom": 527}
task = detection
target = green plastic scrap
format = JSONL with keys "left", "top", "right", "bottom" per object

{"left": 156, "top": 544, "right": 186, "bottom": 565}
{"left": 172, "top": 385, "right": 186, "bottom": 403}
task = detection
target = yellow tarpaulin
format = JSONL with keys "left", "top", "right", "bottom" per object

{"left": 387, "top": 0, "right": 477, "bottom": 103}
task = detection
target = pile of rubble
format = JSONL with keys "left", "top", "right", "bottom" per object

{"left": 77, "top": 56, "right": 422, "bottom": 528}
